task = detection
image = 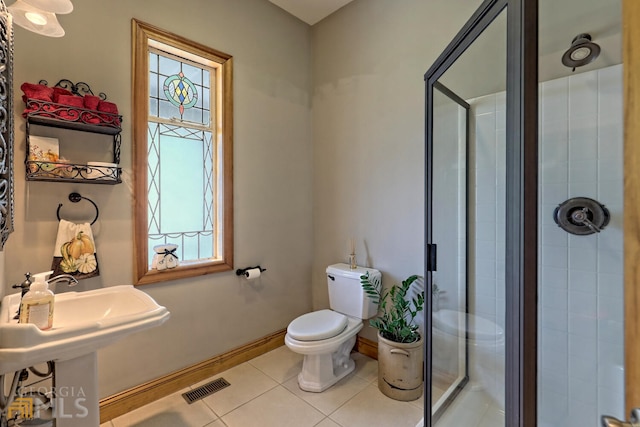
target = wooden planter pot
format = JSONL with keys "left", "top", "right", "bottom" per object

{"left": 377, "top": 332, "right": 424, "bottom": 401}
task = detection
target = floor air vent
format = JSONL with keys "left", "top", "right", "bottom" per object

{"left": 182, "top": 378, "right": 231, "bottom": 404}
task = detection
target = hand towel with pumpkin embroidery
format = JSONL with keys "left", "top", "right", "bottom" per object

{"left": 51, "top": 219, "right": 99, "bottom": 280}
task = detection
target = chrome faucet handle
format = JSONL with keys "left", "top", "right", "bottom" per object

{"left": 602, "top": 416, "right": 631, "bottom": 427}
{"left": 11, "top": 272, "right": 33, "bottom": 296}
{"left": 602, "top": 409, "right": 640, "bottom": 427}
{"left": 572, "top": 208, "right": 602, "bottom": 233}
{"left": 12, "top": 272, "right": 33, "bottom": 319}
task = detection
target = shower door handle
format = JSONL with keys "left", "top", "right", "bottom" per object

{"left": 601, "top": 408, "right": 640, "bottom": 427}
{"left": 427, "top": 244, "right": 437, "bottom": 272}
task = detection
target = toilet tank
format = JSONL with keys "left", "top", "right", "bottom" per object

{"left": 326, "top": 263, "right": 380, "bottom": 319}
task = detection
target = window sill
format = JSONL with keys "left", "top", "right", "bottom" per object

{"left": 135, "top": 260, "right": 233, "bottom": 286}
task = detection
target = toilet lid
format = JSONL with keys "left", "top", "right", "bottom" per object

{"left": 433, "top": 309, "right": 504, "bottom": 341}
{"left": 287, "top": 309, "right": 348, "bottom": 341}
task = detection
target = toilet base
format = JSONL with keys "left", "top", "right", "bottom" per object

{"left": 297, "top": 335, "right": 357, "bottom": 392}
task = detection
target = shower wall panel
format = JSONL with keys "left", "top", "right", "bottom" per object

{"left": 538, "top": 64, "right": 623, "bottom": 427}
{"left": 468, "top": 64, "right": 623, "bottom": 426}
{"left": 469, "top": 91, "right": 506, "bottom": 404}
{"left": 471, "top": 92, "right": 507, "bottom": 331}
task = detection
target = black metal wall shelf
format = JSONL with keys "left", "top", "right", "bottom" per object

{"left": 27, "top": 113, "right": 121, "bottom": 136}
{"left": 22, "top": 80, "right": 123, "bottom": 185}
{"left": 25, "top": 161, "right": 121, "bottom": 185}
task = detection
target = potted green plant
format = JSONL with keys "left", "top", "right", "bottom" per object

{"left": 361, "top": 272, "right": 425, "bottom": 401}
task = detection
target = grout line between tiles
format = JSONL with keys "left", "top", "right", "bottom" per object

{"left": 219, "top": 385, "right": 326, "bottom": 427}
{"left": 199, "top": 372, "right": 281, "bottom": 419}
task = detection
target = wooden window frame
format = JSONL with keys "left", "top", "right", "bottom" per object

{"left": 132, "top": 19, "right": 233, "bottom": 285}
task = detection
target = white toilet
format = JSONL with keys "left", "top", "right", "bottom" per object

{"left": 285, "top": 263, "right": 380, "bottom": 392}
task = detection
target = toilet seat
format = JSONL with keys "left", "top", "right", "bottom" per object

{"left": 287, "top": 309, "right": 348, "bottom": 341}
{"left": 285, "top": 315, "right": 363, "bottom": 355}
{"left": 433, "top": 309, "right": 504, "bottom": 342}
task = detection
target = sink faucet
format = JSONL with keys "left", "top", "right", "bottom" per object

{"left": 12, "top": 273, "right": 79, "bottom": 295}
{"left": 47, "top": 274, "right": 79, "bottom": 289}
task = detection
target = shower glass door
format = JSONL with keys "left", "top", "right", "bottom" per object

{"left": 426, "top": 0, "right": 538, "bottom": 425}
{"left": 430, "top": 81, "right": 469, "bottom": 419}
{"left": 427, "top": 5, "right": 507, "bottom": 426}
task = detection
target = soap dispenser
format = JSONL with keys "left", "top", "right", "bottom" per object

{"left": 19, "top": 270, "right": 55, "bottom": 330}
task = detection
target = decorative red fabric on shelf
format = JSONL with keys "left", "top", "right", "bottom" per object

{"left": 97, "top": 100, "right": 120, "bottom": 126}
{"left": 97, "top": 100, "right": 118, "bottom": 114}
{"left": 56, "top": 94, "right": 84, "bottom": 108}
{"left": 20, "top": 81, "right": 121, "bottom": 127}
{"left": 20, "top": 82, "right": 53, "bottom": 101}
{"left": 52, "top": 87, "right": 72, "bottom": 103}
{"left": 83, "top": 94, "right": 100, "bottom": 110}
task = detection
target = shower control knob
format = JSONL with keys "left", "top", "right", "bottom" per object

{"left": 601, "top": 408, "right": 640, "bottom": 427}
{"left": 572, "top": 208, "right": 601, "bottom": 233}
{"left": 553, "top": 197, "right": 610, "bottom": 235}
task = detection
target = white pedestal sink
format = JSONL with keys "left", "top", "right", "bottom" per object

{"left": 0, "top": 285, "right": 170, "bottom": 426}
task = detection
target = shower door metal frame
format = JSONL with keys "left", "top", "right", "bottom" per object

{"left": 424, "top": 0, "right": 538, "bottom": 426}
{"left": 430, "top": 80, "right": 471, "bottom": 421}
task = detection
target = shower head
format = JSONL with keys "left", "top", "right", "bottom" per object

{"left": 561, "top": 33, "right": 600, "bottom": 72}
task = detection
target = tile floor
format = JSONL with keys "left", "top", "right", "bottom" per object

{"left": 434, "top": 387, "right": 504, "bottom": 427}
{"left": 101, "top": 346, "right": 425, "bottom": 427}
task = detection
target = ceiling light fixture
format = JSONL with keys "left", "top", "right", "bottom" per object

{"left": 24, "top": 10, "right": 46, "bottom": 25}
{"left": 8, "top": 0, "right": 65, "bottom": 37}
{"left": 22, "top": 0, "right": 72, "bottom": 14}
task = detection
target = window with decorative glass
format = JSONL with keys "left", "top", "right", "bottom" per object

{"left": 132, "top": 20, "right": 233, "bottom": 285}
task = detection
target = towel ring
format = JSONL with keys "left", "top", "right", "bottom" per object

{"left": 56, "top": 193, "right": 99, "bottom": 225}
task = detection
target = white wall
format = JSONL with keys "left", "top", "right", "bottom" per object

{"left": 311, "top": 0, "right": 482, "bottom": 341}
{"left": 7, "top": 0, "right": 314, "bottom": 397}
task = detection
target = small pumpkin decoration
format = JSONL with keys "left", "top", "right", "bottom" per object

{"left": 77, "top": 253, "right": 97, "bottom": 274}
{"left": 60, "top": 257, "right": 77, "bottom": 274}
{"left": 61, "top": 231, "right": 94, "bottom": 262}
{"left": 60, "top": 231, "right": 96, "bottom": 273}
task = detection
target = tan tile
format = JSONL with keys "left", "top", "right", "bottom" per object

{"left": 111, "top": 388, "right": 217, "bottom": 427}
{"left": 477, "top": 404, "right": 505, "bottom": 427}
{"left": 434, "top": 389, "right": 493, "bottom": 427}
{"left": 283, "top": 372, "right": 369, "bottom": 415}
{"left": 409, "top": 385, "right": 426, "bottom": 410}
{"left": 329, "top": 383, "right": 423, "bottom": 427}
{"left": 221, "top": 386, "right": 324, "bottom": 427}
{"left": 314, "top": 418, "right": 341, "bottom": 427}
{"left": 100, "top": 422, "right": 113, "bottom": 427}
{"left": 248, "top": 346, "right": 303, "bottom": 383}
{"left": 351, "top": 352, "right": 378, "bottom": 383}
{"left": 204, "top": 420, "right": 229, "bottom": 427}
{"left": 432, "top": 385, "right": 446, "bottom": 404}
{"left": 198, "top": 362, "right": 278, "bottom": 416}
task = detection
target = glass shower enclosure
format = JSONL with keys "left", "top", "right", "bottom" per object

{"left": 425, "top": 0, "right": 536, "bottom": 426}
